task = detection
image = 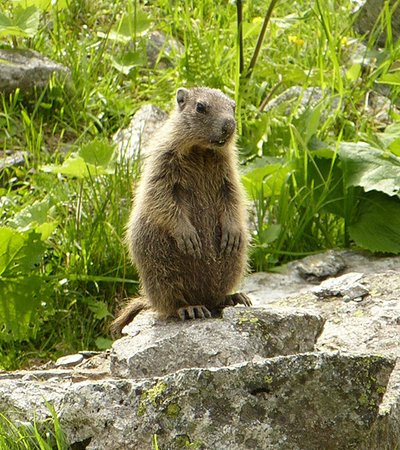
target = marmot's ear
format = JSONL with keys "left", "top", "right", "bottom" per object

{"left": 176, "top": 88, "right": 189, "bottom": 110}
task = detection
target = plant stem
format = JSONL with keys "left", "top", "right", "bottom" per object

{"left": 247, "top": 0, "right": 279, "bottom": 77}
{"left": 236, "top": 0, "right": 244, "bottom": 75}
{"left": 257, "top": 74, "right": 282, "bottom": 116}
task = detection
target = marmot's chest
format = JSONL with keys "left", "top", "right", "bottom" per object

{"left": 178, "top": 153, "right": 226, "bottom": 193}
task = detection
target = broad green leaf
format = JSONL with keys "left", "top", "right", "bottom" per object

{"left": 35, "top": 222, "right": 57, "bottom": 240}
{"left": 229, "top": 17, "right": 264, "bottom": 40}
{"left": 349, "top": 191, "right": 400, "bottom": 253}
{"left": 346, "top": 63, "right": 361, "bottom": 82}
{"left": 310, "top": 148, "right": 336, "bottom": 158}
{"left": 86, "top": 299, "right": 112, "bottom": 320}
{"left": 0, "top": 275, "right": 44, "bottom": 341}
{"left": 42, "top": 140, "right": 116, "bottom": 178}
{"left": 12, "top": 0, "right": 68, "bottom": 11}
{"left": 0, "top": 227, "right": 50, "bottom": 341}
{"left": 376, "top": 122, "right": 400, "bottom": 150}
{"left": 110, "top": 50, "right": 146, "bottom": 74}
{"left": 0, "top": 227, "right": 46, "bottom": 276}
{"left": 116, "top": 10, "right": 151, "bottom": 36}
{"left": 293, "top": 149, "right": 346, "bottom": 217}
{"left": 0, "top": 227, "right": 25, "bottom": 277}
{"left": 339, "top": 142, "right": 400, "bottom": 197}
{"left": 42, "top": 154, "right": 114, "bottom": 178}
{"left": 260, "top": 224, "right": 282, "bottom": 245}
{"left": 8, "top": 197, "right": 53, "bottom": 231}
{"left": 78, "top": 139, "right": 115, "bottom": 168}
{"left": 14, "top": 6, "right": 40, "bottom": 34}
{"left": 388, "top": 138, "right": 400, "bottom": 157}
{"left": 0, "top": 12, "right": 12, "bottom": 28}
{"left": 0, "top": 6, "right": 39, "bottom": 38}
{"left": 0, "top": 25, "right": 32, "bottom": 38}
{"left": 291, "top": 104, "right": 324, "bottom": 147}
{"left": 95, "top": 337, "right": 113, "bottom": 350}
{"left": 377, "top": 71, "right": 400, "bottom": 86}
{"left": 105, "top": 10, "right": 151, "bottom": 43}
{"left": 280, "top": 67, "right": 309, "bottom": 84}
{"left": 242, "top": 160, "right": 292, "bottom": 198}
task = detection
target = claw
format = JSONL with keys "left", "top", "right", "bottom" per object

{"left": 176, "top": 229, "right": 202, "bottom": 257}
{"left": 226, "top": 292, "right": 252, "bottom": 307}
{"left": 177, "top": 305, "right": 212, "bottom": 320}
{"left": 221, "top": 228, "right": 242, "bottom": 256}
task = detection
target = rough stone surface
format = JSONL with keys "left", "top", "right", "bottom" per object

{"left": 0, "top": 150, "right": 26, "bottom": 171}
{"left": 354, "top": 0, "right": 400, "bottom": 46}
{"left": 291, "top": 249, "right": 346, "bottom": 281}
{"left": 312, "top": 271, "right": 369, "bottom": 301}
{"left": 0, "top": 49, "right": 70, "bottom": 94}
{"left": 113, "top": 104, "right": 168, "bottom": 162}
{"left": 2, "top": 250, "right": 400, "bottom": 448}
{"left": 263, "top": 86, "right": 341, "bottom": 118}
{"left": 243, "top": 251, "right": 400, "bottom": 357}
{"left": 146, "top": 31, "right": 185, "bottom": 69}
{"left": 55, "top": 354, "right": 84, "bottom": 367}
{"left": 110, "top": 307, "right": 324, "bottom": 378}
{"left": 0, "top": 353, "right": 394, "bottom": 450}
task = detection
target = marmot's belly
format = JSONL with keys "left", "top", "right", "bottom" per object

{"left": 131, "top": 219, "right": 245, "bottom": 296}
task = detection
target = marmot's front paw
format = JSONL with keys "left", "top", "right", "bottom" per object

{"left": 177, "top": 305, "right": 212, "bottom": 320}
{"left": 221, "top": 226, "right": 242, "bottom": 255}
{"left": 174, "top": 226, "right": 202, "bottom": 256}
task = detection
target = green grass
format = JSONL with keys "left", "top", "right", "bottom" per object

{"left": 0, "top": 404, "right": 68, "bottom": 450}
{"left": 0, "top": 0, "right": 399, "bottom": 368}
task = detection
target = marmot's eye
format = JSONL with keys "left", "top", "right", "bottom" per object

{"left": 196, "top": 102, "right": 206, "bottom": 114}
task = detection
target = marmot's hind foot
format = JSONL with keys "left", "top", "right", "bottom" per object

{"left": 177, "top": 305, "right": 212, "bottom": 320}
{"left": 225, "top": 292, "right": 252, "bottom": 307}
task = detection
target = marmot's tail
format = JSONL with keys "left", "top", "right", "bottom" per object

{"left": 111, "top": 297, "right": 149, "bottom": 336}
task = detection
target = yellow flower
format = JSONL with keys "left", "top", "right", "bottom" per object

{"left": 288, "top": 35, "right": 305, "bottom": 46}
{"left": 340, "top": 36, "right": 350, "bottom": 47}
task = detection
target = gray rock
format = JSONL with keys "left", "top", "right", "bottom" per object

{"left": 0, "top": 353, "right": 394, "bottom": 449}
{"left": 312, "top": 271, "right": 369, "bottom": 301}
{"left": 291, "top": 249, "right": 346, "bottom": 282}
{"left": 263, "top": 86, "right": 341, "bottom": 118}
{"left": 113, "top": 104, "right": 168, "bottom": 162}
{"left": 0, "top": 49, "right": 70, "bottom": 94}
{"left": 2, "top": 250, "right": 400, "bottom": 448}
{"left": 110, "top": 307, "right": 324, "bottom": 378}
{"left": 354, "top": 0, "right": 400, "bottom": 46}
{"left": 0, "top": 150, "right": 26, "bottom": 171}
{"left": 146, "top": 31, "right": 185, "bottom": 69}
{"left": 55, "top": 354, "right": 84, "bottom": 367}
{"left": 244, "top": 255, "right": 400, "bottom": 357}
{"left": 364, "top": 90, "right": 400, "bottom": 125}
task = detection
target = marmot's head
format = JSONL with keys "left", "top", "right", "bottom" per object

{"left": 174, "top": 87, "right": 236, "bottom": 150}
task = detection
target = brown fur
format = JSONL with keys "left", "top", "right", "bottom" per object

{"left": 111, "top": 87, "right": 250, "bottom": 334}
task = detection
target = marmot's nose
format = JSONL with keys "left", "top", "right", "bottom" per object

{"left": 221, "top": 118, "right": 235, "bottom": 137}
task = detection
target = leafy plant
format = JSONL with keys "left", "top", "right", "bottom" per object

{"left": 339, "top": 141, "right": 400, "bottom": 252}
{"left": 0, "top": 0, "right": 69, "bottom": 46}
{"left": 0, "top": 402, "right": 68, "bottom": 450}
{"left": 0, "top": 137, "right": 138, "bottom": 367}
{"left": 0, "top": 6, "right": 40, "bottom": 43}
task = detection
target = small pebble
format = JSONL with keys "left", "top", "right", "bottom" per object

{"left": 55, "top": 354, "right": 84, "bottom": 367}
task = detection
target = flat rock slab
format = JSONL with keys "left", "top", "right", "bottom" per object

{"left": 246, "top": 270, "right": 400, "bottom": 358}
{"left": 110, "top": 307, "right": 324, "bottom": 378}
{"left": 244, "top": 250, "right": 400, "bottom": 305}
{"left": 0, "top": 352, "right": 394, "bottom": 450}
{"left": 0, "top": 49, "right": 70, "bottom": 94}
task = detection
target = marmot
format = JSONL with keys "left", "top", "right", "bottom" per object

{"left": 112, "top": 87, "right": 251, "bottom": 334}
